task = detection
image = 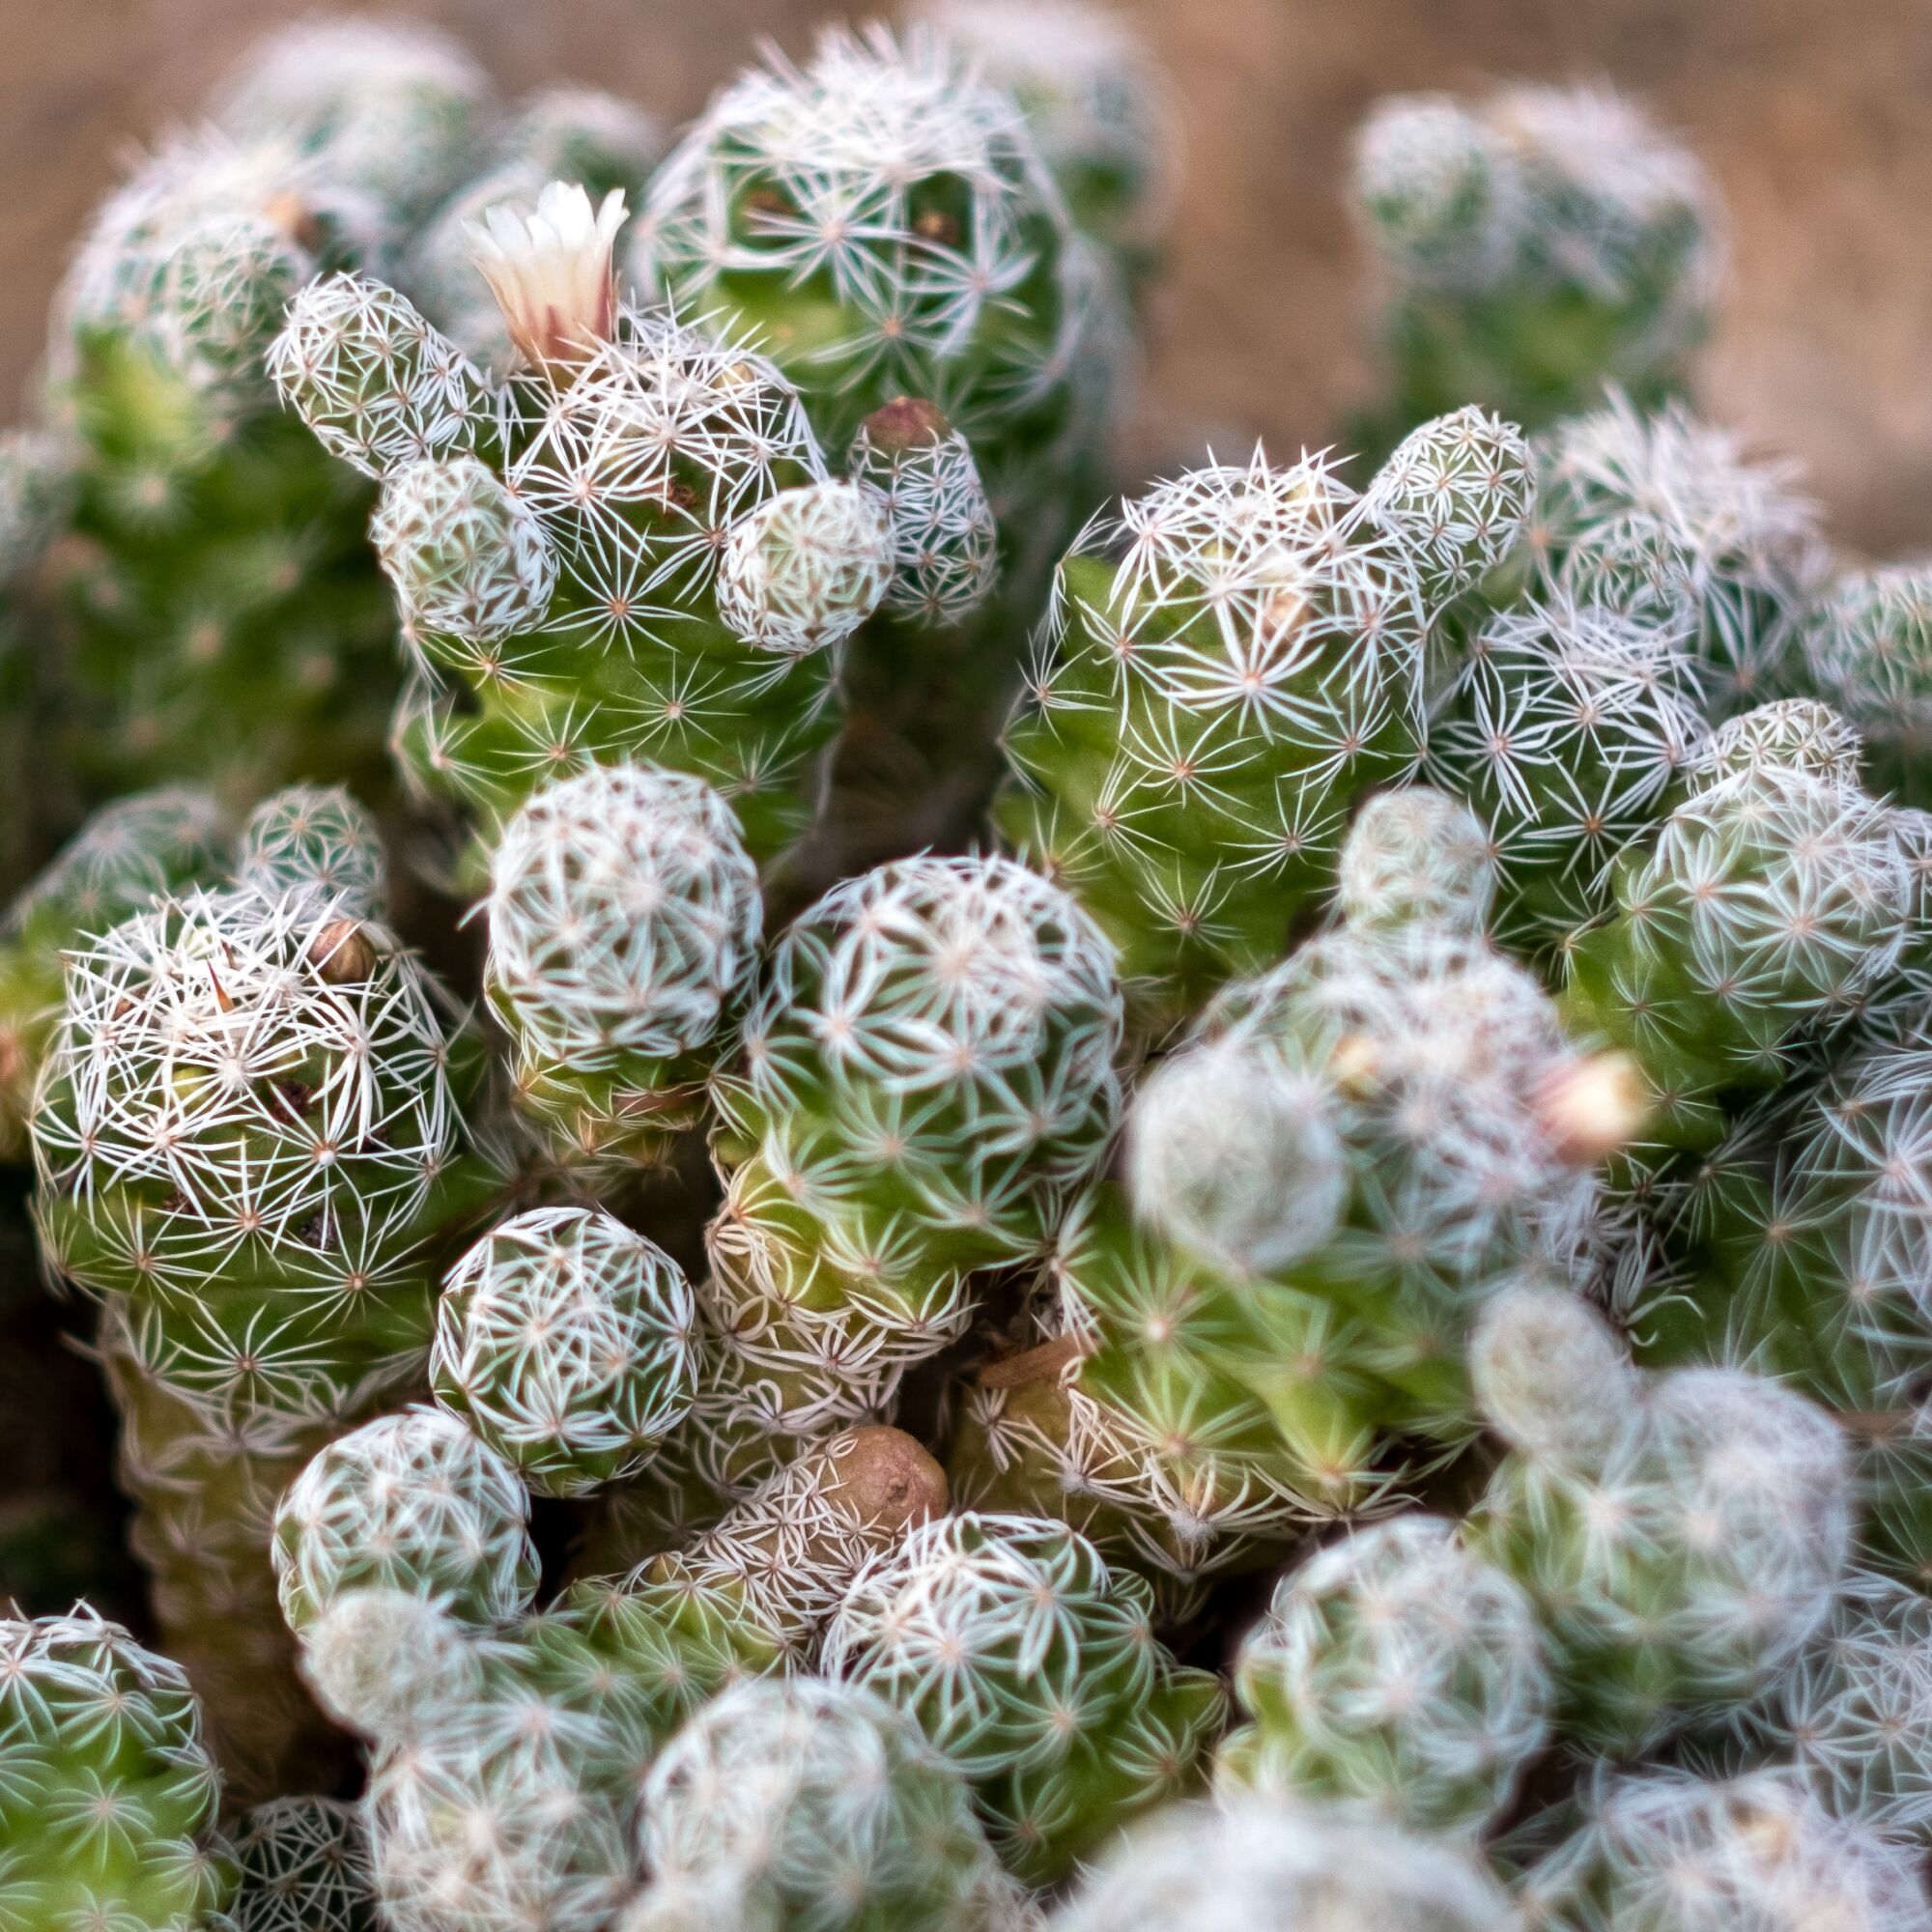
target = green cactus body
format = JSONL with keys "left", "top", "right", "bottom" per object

{"left": 823, "top": 1511, "right": 1224, "bottom": 1886}
{"left": 0, "top": 1609, "right": 235, "bottom": 1930}
{"left": 483, "top": 763, "right": 763, "bottom": 1179}
{"left": 31, "top": 885, "right": 497, "bottom": 1792}
{"left": 218, "top": 1796, "right": 378, "bottom": 1931}
{"left": 1467, "top": 1290, "right": 1852, "bottom": 1756}
{"left": 1216, "top": 1516, "right": 1552, "bottom": 1840}
{"left": 1000, "top": 412, "right": 1528, "bottom": 1025}
{"left": 273, "top": 247, "right": 858, "bottom": 890}
{"left": 1803, "top": 561, "right": 1932, "bottom": 808}
{"left": 1353, "top": 85, "right": 1717, "bottom": 438}
{"left": 706, "top": 852, "right": 1122, "bottom": 1427}
{"left": 628, "top": 1677, "right": 1021, "bottom": 1932}
{"left": 0, "top": 785, "right": 226, "bottom": 1159}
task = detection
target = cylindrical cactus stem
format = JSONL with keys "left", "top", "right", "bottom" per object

{"left": 822, "top": 1510, "right": 1226, "bottom": 1886}
{"left": 0, "top": 784, "right": 226, "bottom": 1159}
{"left": 430, "top": 1205, "right": 700, "bottom": 1498}
{"left": 1352, "top": 83, "right": 1719, "bottom": 435}
{"left": 1043, "top": 1797, "right": 1518, "bottom": 1932}
{"left": 1802, "top": 559, "right": 1932, "bottom": 808}
{"left": 219, "top": 1796, "right": 378, "bottom": 1932}
{"left": 626, "top": 1677, "right": 1022, "bottom": 1932}
{"left": 1558, "top": 731, "right": 1911, "bottom": 1152}
{"left": 483, "top": 763, "right": 763, "bottom": 1179}
{"left": 1467, "top": 1288, "right": 1854, "bottom": 1756}
{"left": 1217, "top": 1517, "right": 1551, "bottom": 1842}
{"left": 999, "top": 419, "right": 1528, "bottom": 1025}
{"left": 30, "top": 881, "right": 497, "bottom": 1792}
{"left": 1515, "top": 1767, "right": 1928, "bottom": 1932}
{"left": 272, "top": 190, "right": 859, "bottom": 889}
{"left": 0, "top": 1608, "right": 235, "bottom": 1928}
{"left": 704, "top": 852, "right": 1123, "bottom": 1427}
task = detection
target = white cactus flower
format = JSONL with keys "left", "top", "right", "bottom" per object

{"left": 467, "top": 181, "right": 629, "bottom": 378}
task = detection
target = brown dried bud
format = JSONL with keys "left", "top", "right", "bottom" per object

{"left": 309, "top": 919, "right": 378, "bottom": 984}
{"left": 825, "top": 1425, "right": 949, "bottom": 1537}
{"left": 860, "top": 395, "right": 952, "bottom": 455}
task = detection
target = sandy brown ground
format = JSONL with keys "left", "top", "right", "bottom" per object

{"left": 0, "top": 0, "right": 1928, "bottom": 553}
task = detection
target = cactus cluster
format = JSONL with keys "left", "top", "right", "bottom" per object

{"left": 10, "top": 16, "right": 1932, "bottom": 1932}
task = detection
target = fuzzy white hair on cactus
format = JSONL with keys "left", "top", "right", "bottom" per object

{"left": 467, "top": 181, "right": 629, "bottom": 377}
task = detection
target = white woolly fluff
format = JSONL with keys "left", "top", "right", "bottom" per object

{"left": 715, "top": 480, "right": 895, "bottom": 657}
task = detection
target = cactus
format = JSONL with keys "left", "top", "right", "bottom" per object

{"left": 1802, "top": 560, "right": 1932, "bottom": 808}
{"left": 705, "top": 851, "right": 1122, "bottom": 1427}
{"left": 272, "top": 189, "right": 864, "bottom": 889}
{"left": 1526, "top": 396, "right": 1823, "bottom": 714}
{"left": 1216, "top": 1515, "right": 1552, "bottom": 1840}
{"left": 1467, "top": 1286, "right": 1853, "bottom": 1756}
{"left": 0, "top": 784, "right": 225, "bottom": 1159}
{"left": 234, "top": 782, "right": 388, "bottom": 917}
{"left": 998, "top": 412, "right": 1530, "bottom": 1023}
{"left": 1353, "top": 84, "right": 1718, "bottom": 436}
{"left": 822, "top": 1510, "right": 1224, "bottom": 1885}
{"left": 1515, "top": 1767, "right": 1929, "bottom": 1932}
{"left": 431, "top": 1206, "right": 700, "bottom": 1497}
{"left": 626, "top": 1677, "right": 1022, "bottom": 1932}
{"left": 1050, "top": 808, "right": 1613, "bottom": 1542}
{"left": 30, "top": 881, "right": 496, "bottom": 1790}
{"left": 0, "top": 1607, "right": 234, "bottom": 1929}
{"left": 219, "top": 1796, "right": 377, "bottom": 1931}
{"left": 1045, "top": 1797, "right": 1519, "bottom": 1932}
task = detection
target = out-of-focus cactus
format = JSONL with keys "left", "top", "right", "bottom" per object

{"left": 1050, "top": 805, "right": 1613, "bottom": 1549}
{"left": 484, "top": 763, "right": 762, "bottom": 1179}
{"left": 626, "top": 1677, "right": 1022, "bottom": 1932}
{"left": 31, "top": 880, "right": 496, "bottom": 1792}
{"left": 273, "top": 187, "right": 867, "bottom": 888}
{"left": 0, "top": 785, "right": 225, "bottom": 1159}
{"left": 1802, "top": 561, "right": 1932, "bottom": 808}
{"left": 1216, "top": 1516, "right": 1552, "bottom": 1840}
{"left": 272, "top": 1406, "right": 539, "bottom": 1634}
{"left": 822, "top": 1510, "right": 1224, "bottom": 1885}
{"left": 1526, "top": 396, "right": 1823, "bottom": 714}
{"left": 1045, "top": 1797, "right": 1519, "bottom": 1932}
{"left": 1558, "top": 704, "right": 1910, "bottom": 1155}
{"left": 431, "top": 1206, "right": 700, "bottom": 1497}
{"left": 1515, "top": 1767, "right": 1929, "bottom": 1932}
{"left": 1468, "top": 1286, "right": 1853, "bottom": 1756}
{"left": 1000, "top": 412, "right": 1530, "bottom": 1023}
{"left": 908, "top": 0, "right": 1173, "bottom": 288}
{"left": 234, "top": 781, "right": 388, "bottom": 917}
{"left": 1352, "top": 84, "right": 1718, "bottom": 436}
{"left": 706, "top": 852, "right": 1122, "bottom": 1428}
{"left": 299, "top": 1425, "right": 946, "bottom": 1932}
{"left": 1426, "top": 593, "right": 1705, "bottom": 959}
{"left": 0, "top": 1608, "right": 234, "bottom": 1929}
{"left": 218, "top": 1795, "right": 378, "bottom": 1931}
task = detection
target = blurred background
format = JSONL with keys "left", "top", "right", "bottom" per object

{"left": 3, "top": 0, "right": 1928, "bottom": 552}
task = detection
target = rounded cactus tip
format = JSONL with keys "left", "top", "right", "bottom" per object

{"left": 1351, "top": 93, "right": 1520, "bottom": 290}
{"left": 1693, "top": 696, "right": 1865, "bottom": 788}
{"left": 828, "top": 1424, "right": 951, "bottom": 1538}
{"left": 1534, "top": 1049, "right": 1649, "bottom": 1166}
{"left": 432, "top": 1204, "right": 701, "bottom": 1497}
{"left": 466, "top": 180, "right": 629, "bottom": 376}
{"left": 1126, "top": 1036, "right": 1349, "bottom": 1276}
{"left": 235, "top": 782, "right": 388, "bottom": 921}
{"left": 297, "top": 1587, "right": 480, "bottom": 1742}
{"left": 1470, "top": 1280, "right": 1635, "bottom": 1465}
{"left": 716, "top": 479, "right": 895, "bottom": 656}
{"left": 1364, "top": 405, "right": 1533, "bottom": 600}
{"left": 1337, "top": 785, "right": 1496, "bottom": 934}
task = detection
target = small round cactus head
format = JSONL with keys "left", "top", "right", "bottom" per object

{"left": 0, "top": 1608, "right": 232, "bottom": 1927}
{"left": 1336, "top": 786, "right": 1496, "bottom": 935}
{"left": 1363, "top": 405, "right": 1533, "bottom": 601}
{"left": 1803, "top": 560, "right": 1932, "bottom": 803}
{"left": 1220, "top": 1515, "right": 1552, "bottom": 1840}
{"left": 1690, "top": 696, "right": 1865, "bottom": 789}
{"left": 496, "top": 87, "right": 668, "bottom": 190}
{"left": 433, "top": 1205, "right": 701, "bottom": 1497}
{"left": 1518, "top": 1767, "right": 1930, "bottom": 1932}
{"left": 1045, "top": 1797, "right": 1518, "bottom": 1932}
{"left": 1469, "top": 1280, "right": 1636, "bottom": 1467}
{"left": 234, "top": 782, "right": 388, "bottom": 920}
{"left": 373, "top": 453, "right": 558, "bottom": 651}
{"left": 214, "top": 17, "right": 491, "bottom": 231}
{"left": 223, "top": 1795, "right": 377, "bottom": 1932}
{"left": 1126, "top": 1036, "right": 1350, "bottom": 1276}
{"left": 715, "top": 480, "right": 895, "bottom": 657}
{"left": 1352, "top": 93, "right": 1522, "bottom": 289}
{"left": 272, "top": 1406, "right": 540, "bottom": 1633}
{"left": 298, "top": 1587, "right": 482, "bottom": 1743}
{"left": 632, "top": 1677, "right": 1020, "bottom": 1932}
